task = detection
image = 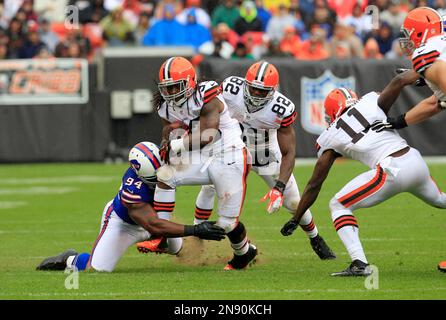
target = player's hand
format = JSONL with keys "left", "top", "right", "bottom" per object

{"left": 260, "top": 188, "right": 284, "bottom": 214}
{"left": 395, "top": 68, "right": 426, "bottom": 87}
{"left": 159, "top": 141, "right": 171, "bottom": 164}
{"left": 281, "top": 218, "right": 299, "bottom": 236}
{"left": 193, "top": 221, "right": 226, "bottom": 241}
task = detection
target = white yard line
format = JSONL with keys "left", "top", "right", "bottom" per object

{"left": 0, "top": 201, "right": 27, "bottom": 209}
{"left": 0, "top": 176, "right": 117, "bottom": 185}
{"left": 0, "top": 187, "right": 77, "bottom": 195}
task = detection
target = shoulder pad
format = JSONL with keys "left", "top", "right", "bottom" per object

{"left": 197, "top": 81, "right": 221, "bottom": 105}
{"left": 412, "top": 36, "right": 444, "bottom": 74}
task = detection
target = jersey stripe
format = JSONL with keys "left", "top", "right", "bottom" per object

{"left": 414, "top": 55, "right": 440, "bottom": 73}
{"left": 281, "top": 111, "right": 297, "bottom": 127}
{"left": 203, "top": 84, "right": 220, "bottom": 104}
{"left": 412, "top": 50, "right": 439, "bottom": 65}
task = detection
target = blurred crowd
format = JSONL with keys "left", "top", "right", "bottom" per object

{"left": 0, "top": 0, "right": 445, "bottom": 63}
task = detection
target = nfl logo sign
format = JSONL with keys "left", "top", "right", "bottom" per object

{"left": 301, "top": 70, "right": 355, "bottom": 135}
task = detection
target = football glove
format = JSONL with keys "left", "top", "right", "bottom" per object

{"left": 185, "top": 221, "right": 226, "bottom": 241}
{"left": 281, "top": 218, "right": 299, "bottom": 236}
{"left": 370, "top": 114, "right": 407, "bottom": 133}
{"left": 260, "top": 181, "right": 286, "bottom": 214}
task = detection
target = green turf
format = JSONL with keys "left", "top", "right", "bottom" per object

{"left": 0, "top": 161, "right": 445, "bottom": 300}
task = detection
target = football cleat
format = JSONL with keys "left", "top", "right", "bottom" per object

{"left": 224, "top": 244, "right": 258, "bottom": 270}
{"left": 136, "top": 237, "right": 168, "bottom": 254}
{"left": 331, "top": 260, "right": 372, "bottom": 277}
{"left": 36, "top": 249, "right": 78, "bottom": 271}
{"left": 438, "top": 261, "right": 446, "bottom": 273}
{"left": 310, "top": 235, "right": 336, "bottom": 260}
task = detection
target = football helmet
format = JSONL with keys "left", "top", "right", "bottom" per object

{"left": 324, "top": 88, "right": 358, "bottom": 125}
{"left": 128, "top": 142, "right": 163, "bottom": 185}
{"left": 158, "top": 57, "right": 197, "bottom": 108}
{"left": 244, "top": 61, "right": 279, "bottom": 113}
{"left": 399, "top": 7, "right": 444, "bottom": 56}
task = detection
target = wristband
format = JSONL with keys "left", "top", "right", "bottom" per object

{"left": 170, "top": 138, "right": 185, "bottom": 154}
{"left": 274, "top": 181, "right": 286, "bottom": 194}
{"left": 392, "top": 113, "right": 408, "bottom": 129}
{"left": 184, "top": 225, "right": 194, "bottom": 236}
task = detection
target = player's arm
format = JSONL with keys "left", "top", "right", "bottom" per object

{"left": 125, "top": 202, "right": 225, "bottom": 240}
{"left": 260, "top": 124, "right": 296, "bottom": 214}
{"left": 160, "top": 98, "right": 222, "bottom": 162}
{"left": 277, "top": 124, "right": 296, "bottom": 185}
{"left": 377, "top": 69, "right": 420, "bottom": 114}
{"left": 281, "top": 149, "right": 339, "bottom": 236}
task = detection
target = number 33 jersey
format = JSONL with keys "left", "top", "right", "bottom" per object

{"left": 316, "top": 92, "right": 408, "bottom": 169}
{"left": 221, "top": 76, "right": 297, "bottom": 166}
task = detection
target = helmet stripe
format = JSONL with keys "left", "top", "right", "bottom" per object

{"left": 339, "top": 88, "right": 352, "bottom": 99}
{"left": 255, "top": 61, "right": 269, "bottom": 82}
{"left": 163, "top": 57, "right": 174, "bottom": 81}
{"left": 135, "top": 143, "right": 161, "bottom": 169}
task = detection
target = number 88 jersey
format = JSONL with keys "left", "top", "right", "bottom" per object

{"left": 221, "top": 76, "right": 297, "bottom": 165}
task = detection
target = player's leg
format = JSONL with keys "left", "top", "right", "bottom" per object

{"left": 256, "top": 168, "right": 336, "bottom": 259}
{"left": 330, "top": 165, "right": 398, "bottom": 276}
{"left": 210, "top": 148, "right": 257, "bottom": 269}
{"left": 403, "top": 149, "right": 446, "bottom": 209}
{"left": 194, "top": 185, "right": 215, "bottom": 224}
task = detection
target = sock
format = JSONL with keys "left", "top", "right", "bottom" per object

{"left": 227, "top": 222, "right": 249, "bottom": 256}
{"left": 67, "top": 253, "right": 90, "bottom": 271}
{"left": 299, "top": 211, "right": 319, "bottom": 239}
{"left": 194, "top": 206, "right": 212, "bottom": 225}
{"left": 154, "top": 187, "right": 176, "bottom": 220}
{"left": 332, "top": 210, "right": 367, "bottom": 264}
{"left": 167, "top": 238, "right": 183, "bottom": 255}
{"left": 231, "top": 236, "right": 249, "bottom": 256}
{"left": 194, "top": 185, "right": 215, "bottom": 225}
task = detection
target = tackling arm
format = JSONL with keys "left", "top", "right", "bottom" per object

{"left": 126, "top": 202, "right": 225, "bottom": 240}
{"left": 377, "top": 69, "right": 420, "bottom": 114}
{"left": 281, "top": 149, "right": 339, "bottom": 236}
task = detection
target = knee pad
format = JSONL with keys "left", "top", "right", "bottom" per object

{"left": 283, "top": 197, "right": 299, "bottom": 212}
{"left": 216, "top": 216, "right": 239, "bottom": 233}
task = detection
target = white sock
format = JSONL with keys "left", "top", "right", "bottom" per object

{"left": 231, "top": 236, "right": 249, "bottom": 256}
{"left": 299, "top": 211, "right": 318, "bottom": 238}
{"left": 333, "top": 211, "right": 367, "bottom": 263}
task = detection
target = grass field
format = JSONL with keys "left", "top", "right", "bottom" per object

{"left": 0, "top": 160, "right": 445, "bottom": 300}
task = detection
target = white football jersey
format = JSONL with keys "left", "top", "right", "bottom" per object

{"left": 158, "top": 81, "right": 244, "bottom": 155}
{"left": 221, "top": 76, "right": 297, "bottom": 166}
{"left": 316, "top": 92, "right": 409, "bottom": 169}
{"left": 412, "top": 34, "right": 446, "bottom": 102}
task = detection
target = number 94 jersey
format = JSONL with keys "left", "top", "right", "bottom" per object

{"left": 316, "top": 92, "right": 408, "bottom": 169}
{"left": 221, "top": 76, "right": 297, "bottom": 165}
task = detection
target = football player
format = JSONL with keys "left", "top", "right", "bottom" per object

{"left": 192, "top": 61, "right": 336, "bottom": 260}
{"left": 149, "top": 57, "right": 257, "bottom": 270}
{"left": 371, "top": 7, "right": 446, "bottom": 272}
{"left": 36, "top": 142, "right": 225, "bottom": 272}
{"left": 281, "top": 70, "right": 446, "bottom": 276}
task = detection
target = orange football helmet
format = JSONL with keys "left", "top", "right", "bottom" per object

{"left": 324, "top": 88, "right": 358, "bottom": 125}
{"left": 158, "top": 57, "right": 197, "bottom": 107}
{"left": 244, "top": 61, "right": 279, "bottom": 113}
{"left": 399, "top": 7, "right": 444, "bottom": 56}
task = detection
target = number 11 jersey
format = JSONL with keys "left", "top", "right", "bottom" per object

{"left": 316, "top": 92, "right": 408, "bottom": 169}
